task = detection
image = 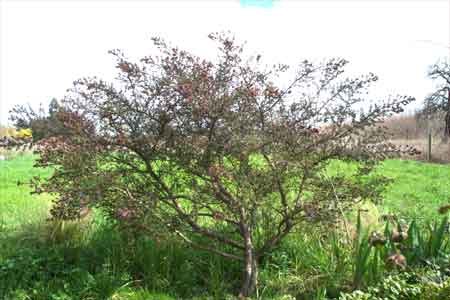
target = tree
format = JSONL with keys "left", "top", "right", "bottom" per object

{"left": 9, "top": 98, "right": 65, "bottom": 142}
{"left": 31, "top": 33, "right": 413, "bottom": 297}
{"left": 420, "top": 60, "right": 450, "bottom": 140}
{"left": 9, "top": 103, "right": 45, "bottom": 131}
{"left": 48, "top": 98, "right": 61, "bottom": 118}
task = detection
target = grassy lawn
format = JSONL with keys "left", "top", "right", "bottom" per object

{"left": 376, "top": 159, "right": 450, "bottom": 221}
{"left": 1, "top": 154, "right": 449, "bottom": 299}
{"left": 0, "top": 154, "right": 53, "bottom": 230}
{"left": 2, "top": 155, "right": 449, "bottom": 229}
{"left": 326, "top": 159, "right": 450, "bottom": 222}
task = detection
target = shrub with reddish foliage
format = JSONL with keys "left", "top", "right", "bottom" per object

{"left": 26, "top": 33, "right": 413, "bottom": 297}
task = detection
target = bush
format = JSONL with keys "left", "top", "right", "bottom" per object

{"left": 16, "top": 128, "right": 32, "bottom": 139}
{"left": 27, "top": 32, "right": 413, "bottom": 297}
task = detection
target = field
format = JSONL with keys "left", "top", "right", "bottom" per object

{"left": 0, "top": 154, "right": 53, "bottom": 229}
{"left": 1, "top": 154, "right": 450, "bottom": 299}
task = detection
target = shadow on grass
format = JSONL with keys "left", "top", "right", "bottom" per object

{"left": 0, "top": 216, "right": 242, "bottom": 300}
{"left": 0, "top": 210, "right": 352, "bottom": 300}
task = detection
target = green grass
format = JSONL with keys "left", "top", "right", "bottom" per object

{"left": 0, "top": 153, "right": 242, "bottom": 300}
{"left": 1, "top": 154, "right": 450, "bottom": 299}
{"left": 327, "top": 159, "right": 450, "bottom": 222}
{"left": 0, "top": 154, "right": 53, "bottom": 230}
{"left": 376, "top": 159, "right": 450, "bottom": 221}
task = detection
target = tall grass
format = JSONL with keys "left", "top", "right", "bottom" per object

{"left": 0, "top": 153, "right": 53, "bottom": 230}
{"left": 1, "top": 154, "right": 450, "bottom": 299}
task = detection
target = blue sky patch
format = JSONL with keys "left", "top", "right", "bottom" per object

{"left": 240, "top": 0, "right": 274, "bottom": 9}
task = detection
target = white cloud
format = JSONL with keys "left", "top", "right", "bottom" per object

{"left": 1, "top": 0, "right": 448, "bottom": 124}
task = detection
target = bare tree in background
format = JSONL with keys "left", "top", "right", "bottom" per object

{"left": 421, "top": 60, "right": 450, "bottom": 141}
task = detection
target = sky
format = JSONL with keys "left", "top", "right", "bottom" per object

{"left": 0, "top": 0, "right": 449, "bottom": 125}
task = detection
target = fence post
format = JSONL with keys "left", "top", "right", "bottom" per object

{"left": 427, "top": 133, "right": 432, "bottom": 161}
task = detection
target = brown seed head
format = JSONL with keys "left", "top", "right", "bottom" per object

{"left": 369, "top": 231, "right": 387, "bottom": 247}
{"left": 391, "top": 230, "right": 408, "bottom": 243}
{"left": 386, "top": 253, "right": 407, "bottom": 270}
{"left": 439, "top": 204, "right": 450, "bottom": 215}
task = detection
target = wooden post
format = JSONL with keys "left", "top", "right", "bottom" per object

{"left": 427, "top": 132, "right": 432, "bottom": 161}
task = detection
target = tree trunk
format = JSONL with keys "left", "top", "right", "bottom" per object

{"left": 239, "top": 227, "right": 258, "bottom": 298}
{"left": 444, "top": 110, "right": 450, "bottom": 141}
{"left": 444, "top": 90, "right": 450, "bottom": 142}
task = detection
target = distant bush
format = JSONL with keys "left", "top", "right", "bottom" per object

{"left": 16, "top": 128, "right": 32, "bottom": 139}
{"left": 9, "top": 98, "right": 65, "bottom": 142}
{"left": 382, "top": 112, "right": 445, "bottom": 140}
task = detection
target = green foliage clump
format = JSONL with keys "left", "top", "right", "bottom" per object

{"left": 349, "top": 210, "right": 450, "bottom": 290}
{"left": 339, "top": 269, "right": 450, "bottom": 300}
